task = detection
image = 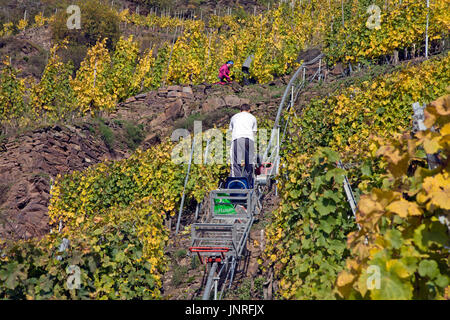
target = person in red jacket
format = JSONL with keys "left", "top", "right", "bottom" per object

{"left": 218, "top": 60, "right": 233, "bottom": 83}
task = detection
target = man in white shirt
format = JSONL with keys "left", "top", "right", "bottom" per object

{"left": 229, "top": 104, "right": 257, "bottom": 187}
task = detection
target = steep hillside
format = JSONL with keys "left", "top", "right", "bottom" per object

{"left": 0, "top": 77, "right": 290, "bottom": 241}
{"left": 0, "top": 124, "right": 125, "bottom": 240}
{"left": 0, "top": 0, "right": 448, "bottom": 301}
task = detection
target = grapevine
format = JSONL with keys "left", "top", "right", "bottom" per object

{"left": 263, "top": 53, "right": 450, "bottom": 299}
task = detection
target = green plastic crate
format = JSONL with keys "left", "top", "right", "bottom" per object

{"left": 214, "top": 193, "right": 236, "bottom": 215}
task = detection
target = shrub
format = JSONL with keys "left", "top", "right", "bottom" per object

{"left": 124, "top": 121, "right": 145, "bottom": 150}
{"left": 97, "top": 118, "right": 115, "bottom": 149}
{"left": 0, "top": 213, "right": 164, "bottom": 299}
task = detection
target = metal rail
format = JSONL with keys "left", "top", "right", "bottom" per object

{"left": 202, "top": 262, "right": 218, "bottom": 300}
{"left": 263, "top": 53, "right": 324, "bottom": 163}
{"left": 175, "top": 135, "right": 196, "bottom": 234}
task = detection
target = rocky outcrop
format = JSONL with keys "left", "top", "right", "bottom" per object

{"left": 201, "top": 95, "right": 251, "bottom": 112}
{"left": 116, "top": 83, "right": 257, "bottom": 148}
{"left": 0, "top": 125, "right": 126, "bottom": 240}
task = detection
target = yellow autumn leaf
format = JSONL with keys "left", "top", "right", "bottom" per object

{"left": 75, "top": 215, "right": 85, "bottom": 224}
{"left": 386, "top": 259, "right": 411, "bottom": 278}
{"left": 337, "top": 270, "right": 355, "bottom": 287}
{"left": 386, "top": 199, "right": 422, "bottom": 218}
{"left": 423, "top": 136, "right": 441, "bottom": 154}
{"left": 441, "top": 122, "right": 450, "bottom": 136}
{"left": 422, "top": 173, "right": 450, "bottom": 210}
{"left": 358, "top": 196, "right": 385, "bottom": 216}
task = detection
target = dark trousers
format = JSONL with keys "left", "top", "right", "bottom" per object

{"left": 231, "top": 138, "right": 255, "bottom": 187}
{"left": 242, "top": 67, "right": 255, "bottom": 85}
{"left": 242, "top": 67, "right": 250, "bottom": 85}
